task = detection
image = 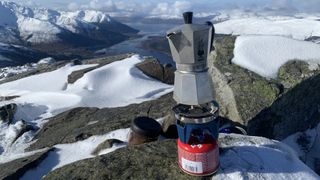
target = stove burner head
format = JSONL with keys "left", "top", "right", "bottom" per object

{"left": 172, "top": 101, "right": 219, "bottom": 124}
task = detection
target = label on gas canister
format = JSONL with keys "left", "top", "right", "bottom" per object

{"left": 181, "top": 158, "right": 203, "bottom": 173}
{"left": 178, "top": 144, "right": 219, "bottom": 175}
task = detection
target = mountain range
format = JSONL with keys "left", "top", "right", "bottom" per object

{"left": 0, "top": 1, "right": 138, "bottom": 67}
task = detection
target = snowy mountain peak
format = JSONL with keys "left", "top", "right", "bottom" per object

{"left": 0, "top": 1, "right": 123, "bottom": 44}
{"left": 0, "top": 1, "right": 138, "bottom": 67}
{"left": 68, "top": 10, "right": 112, "bottom": 23}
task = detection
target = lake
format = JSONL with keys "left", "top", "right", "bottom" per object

{"left": 96, "top": 22, "right": 179, "bottom": 66}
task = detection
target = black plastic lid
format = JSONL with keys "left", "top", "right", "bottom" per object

{"left": 131, "top": 116, "right": 162, "bottom": 138}
{"left": 183, "top": 12, "right": 193, "bottom": 24}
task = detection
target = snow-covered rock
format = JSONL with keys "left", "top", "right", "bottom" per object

{"left": 21, "top": 128, "right": 129, "bottom": 179}
{"left": 0, "top": 55, "right": 173, "bottom": 167}
{"left": 37, "top": 57, "right": 55, "bottom": 65}
{"left": 232, "top": 35, "right": 320, "bottom": 78}
{"left": 0, "top": 55, "right": 172, "bottom": 108}
{"left": 210, "top": 35, "right": 320, "bottom": 141}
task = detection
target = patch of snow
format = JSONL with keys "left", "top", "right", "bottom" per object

{"left": 21, "top": 128, "right": 130, "bottom": 180}
{"left": 308, "top": 61, "right": 320, "bottom": 71}
{"left": 215, "top": 14, "right": 320, "bottom": 40}
{"left": 216, "top": 134, "right": 320, "bottom": 180}
{"left": 66, "top": 55, "right": 173, "bottom": 108}
{"left": 0, "top": 64, "right": 97, "bottom": 93}
{"left": 283, "top": 123, "right": 320, "bottom": 174}
{"left": 87, "top": 120, "right": 99, "bottom": 126}
{"left": 0, "top": 103, "right": 51, "bottom": 163}
{"left": 2, "top": 120, "right": 24, "bottom": 145}
{"left": 37, "top": 57, "right": 55, "bottom": 65}
{"left": 16, "top": 92, "right": 82, "bottom": 115}
{"left": 232, "top": 35, "right": 320, "bottom": 78}
{"left": 0, "top": 147, "right": 48, "bottom": 164}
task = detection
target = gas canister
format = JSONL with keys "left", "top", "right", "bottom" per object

{"left": 177, "top": 133, "right": 219, "bottom": 176}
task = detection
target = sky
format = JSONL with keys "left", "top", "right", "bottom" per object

{"left": 7, "top": 0, "right": 320, "bottom": 17}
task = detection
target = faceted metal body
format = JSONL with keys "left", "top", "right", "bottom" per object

{"left": 167, "top": 21, "right": 214, "bottom": 105}
{"left": 174, "top": 71, "right": 213, "bottom": 105}
{"left": 168, "top": 24, "right": 212, "bottom": 71}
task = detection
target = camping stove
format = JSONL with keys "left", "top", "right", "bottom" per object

{"left": 167, "top": 11, "right": 220, "bottom": 176}
{"left": 173, "top": 103, "right": 220, "bottom": 176}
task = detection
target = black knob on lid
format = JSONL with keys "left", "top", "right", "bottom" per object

{"left": 183, "top": 12, "right": 193, "bottom": 24}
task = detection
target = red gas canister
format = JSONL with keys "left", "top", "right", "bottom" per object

{"left": 177, "top": 134, "right": 219, "bottom": 176}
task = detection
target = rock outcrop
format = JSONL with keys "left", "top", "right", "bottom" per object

{"left": 209, "top": 35, "right": 282, "bottom": 124}
{"left": 0, "top": 96, "right": 19, "bottom": 102}
{"left": 27, "top": 93, "right": 175, "bottom": 151}
{"left": 0, "top": 103, "right": 17, "bottom": 124}
{"left": 209, "top": 35, "right": 320, "bottom": 141}
{"left": 248, "top": 73, "right": 320, "bottom": 140}
{"left": 135, "top": 57, "right": 175, "bottom": 85}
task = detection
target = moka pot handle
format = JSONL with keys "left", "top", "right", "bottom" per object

{"left": 206, "top": 21, "right": 215, "bottom": 52}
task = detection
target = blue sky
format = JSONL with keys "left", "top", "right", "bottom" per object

{"left": 7, "top": 0, "right": 320, "bottom": 16}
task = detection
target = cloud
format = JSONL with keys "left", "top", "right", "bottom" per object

{"left": 25, "top": 0, "right": 37, "bottom": 7}
{"left": 78, "top": 0, "right": 117, "bottom": 11}
{"left": 269, "top": 0, "right": 297, "bottom": 12}
{"left": 68, "top": 2, "right": 79, "bottom": 11}
{"left": 292, "top": 0, "right": 320, "bottom": 13}
{"left": 151, "top": 1, "right": 191, "bottom": 18}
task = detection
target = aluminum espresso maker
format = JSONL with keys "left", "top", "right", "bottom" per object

{"left": 167, "top": 12, "right": 220, "bottom": 176}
